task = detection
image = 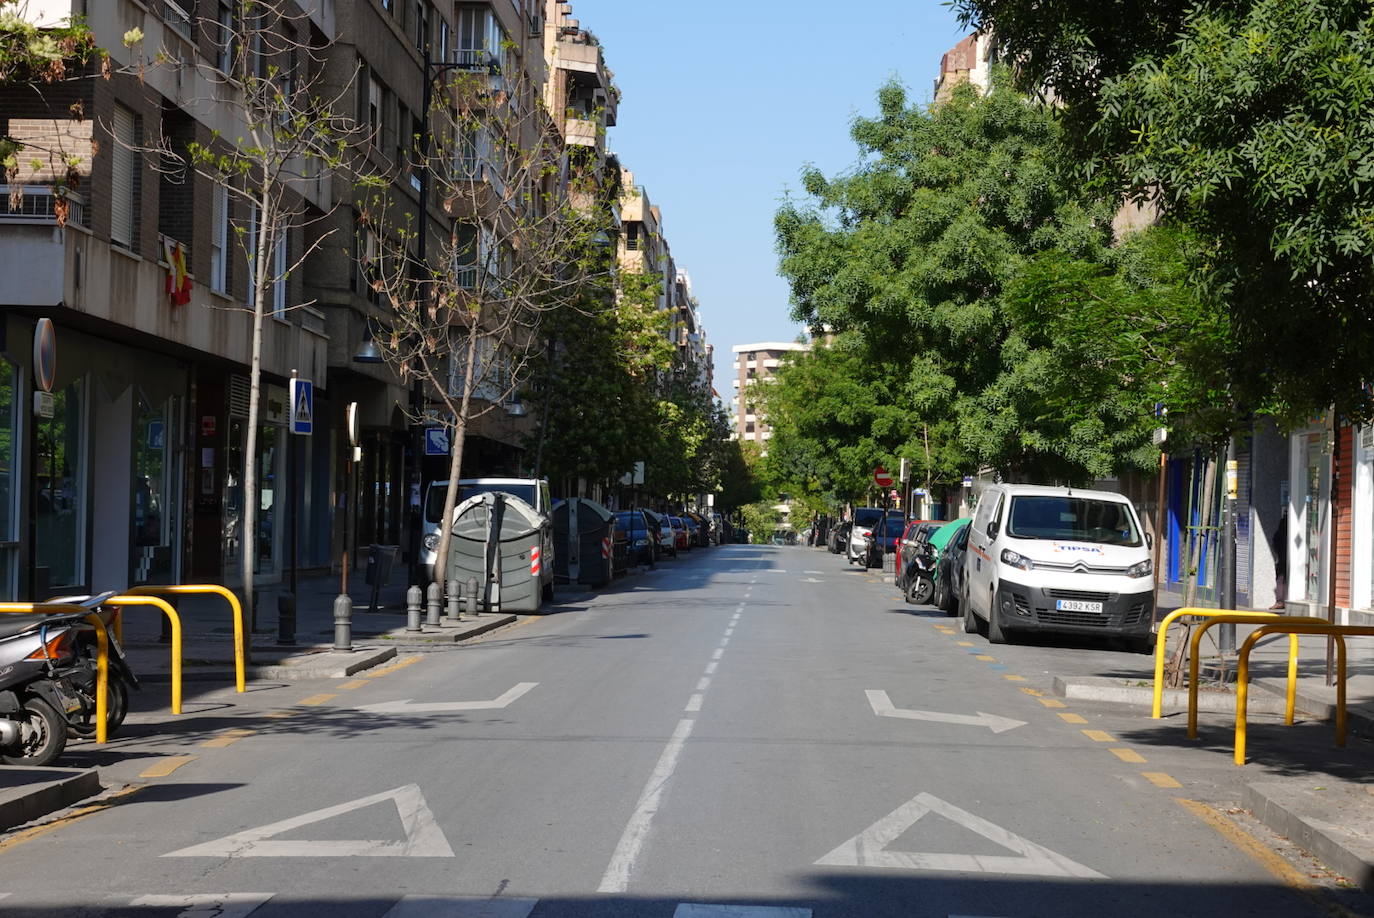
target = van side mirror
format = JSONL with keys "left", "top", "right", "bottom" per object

{"left": 986, "top": 521, "right": 999, "bottom": 540}
{"left": 1146, "top": 532, "right": 1154, "bottom": 549}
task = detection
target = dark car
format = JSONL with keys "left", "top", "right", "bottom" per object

{"left": 615, "top": 510, "right": 656, "bottom": 568}
{"left": 936, "top": 519, "right": 972, "bottom": 615}
{"left": 860, "top": 513, "right": 908, "bottom": 568}
{"left": 611, "top": 516, "right": 630, "bottom": 577}
{"left": 828, "top": 520, "right": 852, "bottom": 554}
{"left": 683, "top": 511, "right": 711, "bottom": 547}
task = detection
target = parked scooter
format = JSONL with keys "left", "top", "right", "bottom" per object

{"left": 900, "top": 542, "right": 937, "bottom": 606}
{"left": 0, "top": 596, "right": 136, "bottom": 765}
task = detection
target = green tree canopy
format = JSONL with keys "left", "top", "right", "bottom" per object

{"left": 955, "top": 0, "right": 1374, "bottom": 421}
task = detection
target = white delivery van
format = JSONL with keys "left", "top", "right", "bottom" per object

{"left": 962, "top": 484, "right": 1154, "bottom": 651}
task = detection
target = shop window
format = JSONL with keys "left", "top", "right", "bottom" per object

{"left": 132, "top": 389, "right": 178, "bottom": 584}
{"left": 36, "top": 377, "right": 87, "bottom": 590}
{"left": 0, "top": 361, "right": 16, "bottom": 597}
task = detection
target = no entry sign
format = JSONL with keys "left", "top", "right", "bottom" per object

{"left": 873, "top": 466, "right": 894, "bottom": 488}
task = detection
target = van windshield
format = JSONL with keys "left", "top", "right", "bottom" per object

{"left": 1007, "top": 496, "right": 1141, "bottom": 546}
{"left": 852, "top": 508, "right": 883, "bottom": 528}
{"left": 424, "top": 483, "right": 537, "bottom": 523}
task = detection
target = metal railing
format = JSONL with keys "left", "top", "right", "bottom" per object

{"left": 125, "top": 584, "right": 246, "bottom": 693}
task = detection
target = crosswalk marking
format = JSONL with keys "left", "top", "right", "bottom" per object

{"left": 129, "top": 894, "right": 272, "bottom": 918}
{"left": 380, "top": 895, "right": 539, "bottom": 918}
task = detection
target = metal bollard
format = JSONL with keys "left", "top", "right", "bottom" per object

{"left": 333, "top": 593, "right": 353, "bottom": 651}
{"left": 406, "top": 585, "right": 423, "bottom": 633}
{"left": 446, "top": 579, "right": 462, "bottom": 622}
{"left": 426, "top": 581, "right": 442, "bottom": 627}
{"left": 467, "top": 577, "right": 480, "bottom": 617}
{"left": 276, "top": 593, "right": 297, "bottom": 645}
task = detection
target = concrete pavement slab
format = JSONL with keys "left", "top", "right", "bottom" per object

{"left": 0, "top": 767, "right": 102, "bottom": 832}
{"left": 1052, "top": 675, "right": 1306, "bottom": 716}
{"left": 1244, "top": 780, "right": 1374, "bottom": 892}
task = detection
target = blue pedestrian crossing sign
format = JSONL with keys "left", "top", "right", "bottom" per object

{"left": 424, "top": 427, "right": 450, "bottom": 456}
{"left": 289, "top": 378, "right": 313, "bottom": 435}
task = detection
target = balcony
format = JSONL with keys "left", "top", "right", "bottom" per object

{"left": 555, "top": 30, "right": 618, "bottom": 127}
{"left": 566, "top": 115, "right": 600, "bottom": 147}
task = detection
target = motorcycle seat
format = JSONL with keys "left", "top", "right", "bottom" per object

{"left": 0, "top": 613, "right": 70, "bottom": 640}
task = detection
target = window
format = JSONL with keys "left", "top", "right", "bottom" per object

{"left": 272, "top": 231, "right": 287, "bottom": 318}
{"left": 210, "top": 183, "right": 228, "bottom": 293}
{"left": 245, "top": 203, "right": 258, "bottom": 308}
{"left": 215, "top": 0, "right": 236, "bottom": 73}
{"left": 164, "top": 0, "right": 193, "bottom": 41}
{"left": 413, "top": 1, "right": 428, "bottom": 53}
{"left": 438, "top": 19, "right": 450, "bottom": 63}
{"left": 455, "top": 7, "right": 505, "bottom": 68}
{"left": 369, "top": 78, "right": 384, "bottom": 145}
{"left": 110, "top": 104, "right": 137, "bottom": 249}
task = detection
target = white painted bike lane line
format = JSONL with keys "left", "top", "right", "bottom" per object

{"left": 597, "top": 572, "right": 753, "bottom": 894}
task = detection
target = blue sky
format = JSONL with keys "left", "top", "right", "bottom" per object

{"left": 569, "top": 0, "right": 970, "bottom": 396}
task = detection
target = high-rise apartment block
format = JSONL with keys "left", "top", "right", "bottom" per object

{"left": 729, "top": 341, "right": 810, "bottom": 447}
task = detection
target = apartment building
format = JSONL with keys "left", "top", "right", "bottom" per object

{"left": 934, "top": 30, "right": 994, "bottom": 102}
{"left": 729, "top": 341, "right": 809, "bottom": 447}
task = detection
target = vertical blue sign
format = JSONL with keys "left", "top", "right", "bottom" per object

{"left": 289, "top": 378, "right": 313, "bottom": 435}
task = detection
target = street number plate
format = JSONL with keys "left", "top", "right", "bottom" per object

{"left": 1056, "top": 600, "right": 1104, "bottom": 613}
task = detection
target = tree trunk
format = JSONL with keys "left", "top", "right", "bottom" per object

{"left": 240, "top": 187, "right": 272, "bottom": 653}
{"left": 430, "top": 326, "right": 481, "bottom": 586}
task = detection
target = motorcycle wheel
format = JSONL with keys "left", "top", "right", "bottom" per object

{"left": 1, "top": 696, "right": 67, "bottom": 766}
{"left": 69, "top": 676, "right": 129, "bottom": 738}
{"left": 907, "top": 575, "right": 935, "bottom": 606}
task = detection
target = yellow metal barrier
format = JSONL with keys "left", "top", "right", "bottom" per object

{"left": 107, "top": 595, "right": 182, "bottom": 715}
{"left": 1152, "top": 607, "right": 1306, "bottom": 719}
{"left": 125, "top": 584, "right": 246, "bottom": 693}
{"left": 0, "top": 604, "right": 109, "bottom": 744}
{"left": 1236, "top": 623, "right": 1374, "bottom": 765}
{"left": 1186, "top": 614, "right": 1317, "bottom": 739}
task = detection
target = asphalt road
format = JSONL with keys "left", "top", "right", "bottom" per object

{"left": 0, "top": 544, "right": 1358, "bottom": 917}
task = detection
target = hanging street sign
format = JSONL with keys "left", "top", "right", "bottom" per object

{"left": 424, "top": 427, "right": 450, "bottom": 456}
{"left": 289, "top": 378, "right": 313, "bottom": 435}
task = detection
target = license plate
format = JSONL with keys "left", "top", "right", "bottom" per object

{"left": 1056, "top": 600, "right": 1104, "bottom": 613}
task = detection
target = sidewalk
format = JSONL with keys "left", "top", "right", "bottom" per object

{"left": 1058, "top": 586, "right": 1374, "bottom": 891}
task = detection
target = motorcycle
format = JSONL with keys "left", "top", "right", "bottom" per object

{"left": 900, "top": 542, "right": 938, "bottom": 607}
{"left": 0, "top": 594, "right": 137, "bottom": 766}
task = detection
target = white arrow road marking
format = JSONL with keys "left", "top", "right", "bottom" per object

{"left": 816, "top": 791, "right": 1104, "bottom": 878}
{"left": 164, "top": 784, "right": 454, "bottom": 858}
{"left": 130, "top": 894, "right": 273, "bottom": 917}
{"left": 866, "top": 690, "right": 1026, "bottom": 734}
{"left": 356, "top": 682, "right": 538, "bottom": 714}
{"left": 800, "top": 578, "right": 826, "bottom": 583}
{"left": 381, "top": 895, "right": 539, "bottom": 918}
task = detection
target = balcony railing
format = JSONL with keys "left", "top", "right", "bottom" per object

{"left": 0, "top": 185, "right": 87, "bottom": 227}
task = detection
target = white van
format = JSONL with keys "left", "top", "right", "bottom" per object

{"left": 420, "top": 478, "right": 553, "bottom": 585}
{"left": 961, "top": 484, "right": 1154, "bottom": 650}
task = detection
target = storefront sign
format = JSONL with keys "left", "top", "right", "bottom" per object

{"left": 33, "top": 318, "right": 55, "bottom": 393}
{"left": 201, "top": 415, "right": 217, "bottom": 437}
{"left": 32, "top": 391, "right": 54, "bottom": 419}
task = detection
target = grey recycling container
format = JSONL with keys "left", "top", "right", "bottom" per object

{"left": 551, "top": 498, "right": 615, "bottom": 587}
{"left": 446, "top": 492, "right": 548, "bottom": 613}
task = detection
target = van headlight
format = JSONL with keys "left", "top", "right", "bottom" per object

{"left": 1126, "top": 559, "right": 1153, "bottom": 579}
{"left": 423, "top": 533, "right": 439, "bottom": 552}
{"left": 1001, "top": 549, "right": 1034, "bottom": 572}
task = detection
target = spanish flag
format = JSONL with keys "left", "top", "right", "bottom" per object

{"left": 163, "top": 238, "right": 192, "bottom": 306}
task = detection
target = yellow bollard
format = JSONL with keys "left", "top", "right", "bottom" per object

{"left": 125, "top": 584, "right": 246, "bottom": 693}
{"left": 1186, "top": 614, "right": 1312, "bottom": 739}
{"left": 108, "top": 595, "right": 183, "bottom": 715}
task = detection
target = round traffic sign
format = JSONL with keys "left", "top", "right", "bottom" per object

{"left": 873, "top": 465, "right": 894, "bottom": 488}
{"left": 33, "top": 318, "right": 55, "bottom": 393}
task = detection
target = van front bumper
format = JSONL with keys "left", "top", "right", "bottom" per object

{"left": 995, "top": 578, "right": 1153, "bottom": 636}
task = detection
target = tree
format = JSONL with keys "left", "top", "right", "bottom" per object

{"left": 360, "top": 54, "right": 613, "bottom": 582}
{"left": 150, "top": 2, "right": 356, "bottom": 621}
{"left": 955, "top": 0, "right": 1374, "bottom": 421}
{"left": 775, "top": 73, "right": 1130, "bottom": 483}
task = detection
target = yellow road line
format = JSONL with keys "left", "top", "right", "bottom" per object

{"left": 1004, "top": 674, "right": 1027, "bottom": 682}
{"left": 261, "top": 710, "right": 296, "bottom": 719}
{"left": 200, "top": 727, "right": 255, "bottom": 748}
{"left": 1176, "top": 797, "right": 1354, "bottom": 916}
{"left": 1082, "top": 729, "right": 1115, "bottom": 742}
{"left": 1143, "top": 772, "right": 1182, "bottom": 788}
{"left": 0, "top": 786, "right": 141, "bottom": 853}
{"left": 364, "top": 655, "right": 424, "bottom": 679}
{"left": 1020, "top": 687, "right": 1044, "bottom": 697}
{"left": 1111, "top": 748, "right": 1147, "bottom": 764}
{"left": 956, "top": 641, "right": 975, "bottom": 647}
{"left": 297, "top": 693, "right": 338, "bottom": 706}
{"left": 1038, "top": 698, "right": 1067, "bottom": 709}
{"left": 1058, "top": 713, "right": 1088, "bottom": 724}
{"left": 975, "top": 654, "right": 996, "bottom": 662}
{"left": 338, "top": 680, "right": 369, "bottom": 690}
{"left": 139, "top": 755, "right": 195, "bottom": 778}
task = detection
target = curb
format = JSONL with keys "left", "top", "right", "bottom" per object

{"left": 1244, "top": 781, "right": 1374, "bottom": 891}
{"left": 1052, "top": 676, "right": 1304, "bottom": 716}
{"left": 378, "top": 614, "right": 517, "bottom": 648}
{"left": 0, "top": 767, "right": 102, "bottom": 832}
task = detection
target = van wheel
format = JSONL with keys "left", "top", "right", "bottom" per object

{"left": 987, "top": 605, "right": 1009, "bottom": 644}
{"left": 1123, "top": 633, "right": 1155, "bottom": 655}
{"left": 962, "top": 592, "right": 980, "bottom": 634}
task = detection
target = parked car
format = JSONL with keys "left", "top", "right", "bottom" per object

{"left": 846, "top": 508, "right": 886, "bottom": 564}
{"left": 683, "top": 511, "right": 711, "bottom": 547}
{"left": 922, "top": 519, "right": 970, "bottom": 613}
{"left": 937, "top": 519, "right": 972, "bottom": 616}
{"left": 863, "top": 513, "right": 909, "bottom": 567}
{"left": 615, "top": 510, "right": 656, "bottom": 567}
{"left": 829, "top": 520, "right": 852, "bottom": 554}
{"left": 962, "top": 483, "right": 1154, "bottom": 650}
{"left": 656, "top": 514, "right": 679, "bottom": 558}
{"left": 669, "top": 516, "right": 691, "bottom": 552}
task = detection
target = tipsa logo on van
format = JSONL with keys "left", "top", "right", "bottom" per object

{"left": 1051, "top": 542, "right": 1105, "bottom": 554}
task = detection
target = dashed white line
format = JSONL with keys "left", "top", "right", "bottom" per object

{"left": 705, "top": 661, "right": 719, "bottom": 674}
{"left": 725, "top": 627, "right": 735, "bottom": 636}
{"left": 598, "top": 718, "right": 697, "bottom": 892}
{"left": 697, "top": 677, "right": 711, "bottom": 691}
{"left": 711, "top": 648, "right": 724, "bottom": 660}
{"left": 719, "top": 637, "right": 730, "bottom": 647}
{"left": 685, "top": 694, "right": 704, "bottom": 712}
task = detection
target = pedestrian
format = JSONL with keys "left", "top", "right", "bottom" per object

{"left": 1270, "top": 516, "right": 1288, "bottom": 609}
